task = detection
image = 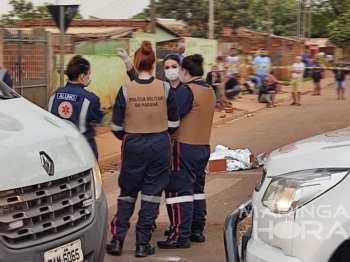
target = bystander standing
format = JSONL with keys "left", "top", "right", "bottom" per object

{"left": 333, "top": 58, "right": 348, "bottom": 100}
{"left": 290, "top": 56, "right": 305, "bottom": 106}
{"left": 206, "top": 66, "right": 222, "bottom": 107}
{"left": 252, "top": 49, "right": 271, "bottom": 99}
{"left": 311, "top": 59, "right": 323, "bottom": 96}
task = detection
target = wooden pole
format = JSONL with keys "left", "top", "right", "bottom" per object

{"left": 209, "top": 0, "right": 214, "bottom": 39}
{"left": 150, "top": 0, "right": 156, "bottom": 33}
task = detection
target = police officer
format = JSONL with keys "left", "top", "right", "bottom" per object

{"left": 157, "top": 54, "right": 216, "bottom": 249}
{"left": 48, "top": 55, "right": 105, "bottom": 159}
{"left": 106, "top": 41, "right": 180, "bottom": 258}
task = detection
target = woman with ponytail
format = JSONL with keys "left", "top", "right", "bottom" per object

{"left": 107, "top": 41, "right": 180, "bottom": 258}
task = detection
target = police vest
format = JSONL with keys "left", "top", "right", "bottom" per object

{"left": 172, "top": 83, "right": 216, "bottom": 145}
{"left": 123, "top": 79, "right": 169, "bottom": 134}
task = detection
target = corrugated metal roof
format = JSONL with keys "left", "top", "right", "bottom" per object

{"left": 306, "top": 38, "right": 331, "bottom": 47}
{"left": 45, "top": 26, "right": 134, "bottom": 36}
{"left": 8, "top": 26, "right": 135, "bottom": 37}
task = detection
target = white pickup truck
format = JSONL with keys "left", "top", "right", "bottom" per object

{"left": 225, "top": 128, "right": 350, "bottom": 262}
{"left": 0, "top": 80, "right": 107, "bottom": 262}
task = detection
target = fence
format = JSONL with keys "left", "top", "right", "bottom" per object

{"left": 3, "top": 28, "right": 50, "bottom": 108}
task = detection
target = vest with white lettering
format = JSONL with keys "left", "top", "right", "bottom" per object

{"left": 172, "top": 83, "right": 216, "bottom": 145}
{"left": 124, "top": 79, "right": 168, "bottom": 133}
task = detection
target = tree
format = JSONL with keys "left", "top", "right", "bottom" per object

{"left": 131, "top": 0, "right": 344, "bottom": 39}
{"left": 133, "top": 0, "right": 255, "bottom": 38}
{"left": 327, "top": 9, "right": 350, "bottom": 47}
{"left": 1, "top": 0, "right": 83, "bottom": 25}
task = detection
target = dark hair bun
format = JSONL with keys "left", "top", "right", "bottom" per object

{"left": 192, "top": 54, "right": 204, "bottom": 65}
{"left": 141, "top": 41, "right": 153, "bottom": 55}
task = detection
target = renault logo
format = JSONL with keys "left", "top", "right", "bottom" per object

{"left": 40, "top": 152, "right": 54, "bottom": 176}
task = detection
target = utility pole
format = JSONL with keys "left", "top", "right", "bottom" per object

{"left": 308, "top": 0, "right": 312, "bottom": 40}
{"left": 302, "top": 1, "right": 307, "bottom": 39}
{"left": 59, "top": 5, "right": 64, "bottom": 86}
{"left": 150, "top": 0, "right": 156, "bottom": 34}
{"left": 297, "top": 0, "right": 301, "bottom": 42}
{"left": 209, "top": 0, "right": 214, "bottom": 39}
{"left": 266, "top": 0, "right": 272, "bottom": 51}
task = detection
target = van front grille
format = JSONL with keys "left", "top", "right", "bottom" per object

{"left": 0, "top": 170, "right": 94, "bottom": 248}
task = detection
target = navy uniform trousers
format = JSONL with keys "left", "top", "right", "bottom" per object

{"left": 110, "top": 132, "right": 171, "bottom": 245}
{"left": 87, "top": 138, "right": 98, "bottom": 160}
{"left": 165, "top": 141, "right": 210, "bottom": 243}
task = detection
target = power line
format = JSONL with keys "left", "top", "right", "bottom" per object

{"left": 127, "top": 0, "right": 137, "bottom": 18}
{"left": 93, "top": 0, "right": 124, "bottom": 16}
{"left": 98, "top": 2, "right": 132, "bottom": 18}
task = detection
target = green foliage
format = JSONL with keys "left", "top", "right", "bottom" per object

{"left": 326, "top": 4, "right": 350, "bottom": 47}
{"left": 131, "top": 0, "right": 350, "bottom": 43}
{"left": 1, "top": 0, "right": 83, "bottom": 25}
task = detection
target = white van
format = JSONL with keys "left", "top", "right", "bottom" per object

{"left": 224, "top": 128, "right": 350, "bottom": 262}
{"left": 0, "top": 80, "right": 107, "bottom": 262}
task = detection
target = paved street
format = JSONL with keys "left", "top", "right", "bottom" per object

{"left": 102, "top": 83, "right": 350, "bottom": 262}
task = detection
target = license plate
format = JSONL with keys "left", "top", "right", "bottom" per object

{"left": 44, "top": 239, "right": 83, "bottom": 262}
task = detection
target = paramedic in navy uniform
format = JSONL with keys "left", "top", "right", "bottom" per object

{"left": 106, "top": 41, "right": 180, "bottom": 258}
{"left": 48, "top": 55, "right": 105, "bottom": 160}
{"left": 157, "top": 54, "right": 216, "bottom": 249}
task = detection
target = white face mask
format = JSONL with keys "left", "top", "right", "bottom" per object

{"left": 165, "top": 68, "right": 180, "bottom": 81}
{"left": 84, "top": 75, "right": 91, "bottom": 87}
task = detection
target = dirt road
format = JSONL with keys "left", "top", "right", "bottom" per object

{"left": 103, "top": 84, "right": 349, "bottom": 262}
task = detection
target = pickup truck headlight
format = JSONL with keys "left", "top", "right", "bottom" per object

{"left": 262, "top": 169, "right": 349, "bottom": 214}
{"left": 92, "top": 163, "right": 103, "bottom": 201}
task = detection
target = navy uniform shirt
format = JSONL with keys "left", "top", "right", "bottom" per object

{"left": 48, "top": 82, "right": 105, "bottom": 140}
{"left": 111, "top": 77, "right": 180, "bottom": 140}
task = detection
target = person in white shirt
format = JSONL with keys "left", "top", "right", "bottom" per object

{"left": 226, "top": 48, "right": 240, "bottom": 77}
{"left": 290, "top": 56, "right": 305, "bottom": 106}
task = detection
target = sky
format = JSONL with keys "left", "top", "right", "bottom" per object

{"left": 1, "top": 0, "right": 149, "bottom": 19}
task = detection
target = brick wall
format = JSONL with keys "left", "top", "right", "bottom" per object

{"left": 219, "top": 28, "right": 304, "bottom": 80}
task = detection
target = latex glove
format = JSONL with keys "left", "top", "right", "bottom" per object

{"left": 117, "top": 48, "right": 131, "bottom": 63}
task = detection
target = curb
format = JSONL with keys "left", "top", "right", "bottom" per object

{"left": 98, "top": 152, "right": 121, "bottom": 167}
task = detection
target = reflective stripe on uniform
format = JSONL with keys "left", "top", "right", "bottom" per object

{"left": 194, "top": 193, "right": 206, "bottom": 200}
{"left": 111, "top": 123, "right": 124, "bottom": 131}
{"left": 122, "top": 84, "right": 128, "bottom": 101}
{"left": 168, "top": 120, "right": 180, "bottom": 128}
{"left": 165, "top": 195, "right": 194, "bottom": 205}
{"left": 141, "top": 194, "right": 162, "bottom": 203}
{"left": 163, "top": 82, "right": 171, "bottom": 100}
{"left": 48, "top": 94, "right": 55, "bottom": 112}
{"left": 118, "top": 196, "right": 137, "bottom": 203}
{"left": 79, "top": 98, "right": 90, "bottom": 133}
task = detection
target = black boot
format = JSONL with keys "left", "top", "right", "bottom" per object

{"left": 135, "top": 243, "right": 155, "bottom": 258}
{"left": 164, "top": 226, "right": 172, "bottom": 236}
{"left": 106, "top": 237, "right": 123, "bottom": 256}
{"left": 190, "top": 230, "right": 206, "bottom": 243}
{"left": 157, "top": 238, "right": 190, "bottom": 249}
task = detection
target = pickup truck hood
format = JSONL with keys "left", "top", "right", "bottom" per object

{"left": 0, "top": 98, "right": 96, "bottom": 191}
{"left": 265, "top": 128, "right": 350, "bottom": 176}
